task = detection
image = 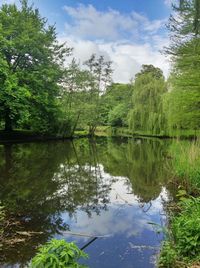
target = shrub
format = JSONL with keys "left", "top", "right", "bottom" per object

{"left": 159, "top": 241, "right": 177, "bottom": 268}
{"left": 172, "top": 197, "right": 200, "bottom": 258}
{"left": 159, "top": 141, "right": 200, "bottom": 267}
{"left": 29, "top": 239, "right": 88, "bottom": 268}
{"left": 159, "top": 197, "right": 200, "bottom": 267}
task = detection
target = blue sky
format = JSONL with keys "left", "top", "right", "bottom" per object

{"left": 30, "top": 0, "right": 171, "bottom": 32}
{"left": 2, "top": 0, "right": 172, "bottom": 82}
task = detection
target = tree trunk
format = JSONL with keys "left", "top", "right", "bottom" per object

{"left": 70, "top": 112, "right": 81, "bottom": 137}
{"left": 89, "top": 125, "right": 96, "bottom": 137}
{"left": 4, "top": 110, "right": 13, "bottom": 131}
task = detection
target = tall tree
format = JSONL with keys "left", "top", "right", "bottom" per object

{"left": 0, "top": 0, "right": 70, "bottom": 132}
{"left": 165, "top": 0, "right": 200, "bottom": 131}
{"left": 83, "top": 54, "right": 113, "bottom": 135}
{"left": 59, "top": 59, "right": 92, "bottom": 137}
{"left": 128, "top": 65, "right": 166, "bottom": 135}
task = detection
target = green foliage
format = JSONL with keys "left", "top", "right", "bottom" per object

{"left": 159, "top": 241, "right": 177, "bottom": 268}
{"left": 108, "top": 103, "right": 129, "bottom": 127}
{"left": 29, "top": 239, "right": 88, "bottom": 268}
{"left": 61, "top": 56, "right": 113, "bottom": 136}
{"left": 0, "top": 0, "right": 70, "bottom": 132}
{"left": 82, "top": 54, "right": 113, "bottom": 135}
{"left": 169, "top": 140, "right": 200, "bottom": 193}
{"left": 100, "top": 83, "right": 132, "bottom": 127}
{"left": 164, "top": 40, "right": 200, "bottom": 132}
{"left": 164, "top": 1, "right": 200, "bottom": 133}
{"left": 128, "top": 65, "right": 166, "bottom": 135}
{"left": 172, "top": 197, "right": 200, "bottom": 258}
{"left": 159, "top": 140, "right": 200, "bottom": 267}
{"left": 159, "top": 197, "right": 200, "bottom": 267}
{"left": 135, "top": 64, "right": 164, "bottom": 79}
{"left": 167, "top": 0, "right": 200, "bottom": 41}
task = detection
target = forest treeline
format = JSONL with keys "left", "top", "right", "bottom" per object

{"left": 0, "top": 0, "right": 199, "bottom": 137}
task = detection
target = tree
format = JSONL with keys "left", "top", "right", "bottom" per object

{"left": 58, "top": 59, "right": 91, "bottom": 137}
{"left": 135, "top": 64, "right": 164, "bottom": 79}
{"left": 0, "top": 0, "right": 70, "bottom": 132}
{"left": 100, "top": 83, "right": 133, "bottom": 126}
{"left": 168, "top": 0, "right": 200, "bottom": 39}
{"left": 83, "top": 54, "right": 113, "bottom": 135}
{"left": 108, "top": 103, "right": 129, "bottom": 127}
{"left": 59, "top": 55, "right": 113, "bottom": 136}
{"left": 164, "top": 0, "right": 200, "bottom": 132}
{"left": 128, "top": 65, "right": 166, "bottom": 135}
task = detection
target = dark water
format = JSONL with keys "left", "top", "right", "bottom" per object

{"left": 0, "top": 137, "right": 171, "bottom": 268}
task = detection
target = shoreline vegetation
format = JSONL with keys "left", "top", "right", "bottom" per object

{"left": 159, "top": 140, "right": 200, "bottom": 268}
{"left": 0, "top": 126, "right": 200, "bottom": 144}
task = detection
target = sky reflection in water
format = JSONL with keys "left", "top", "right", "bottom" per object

{"left": 0, "top": 138, "right": 171, "bottom": 268}
{"left": 57, "top": 167, "right": 169, "bottom": 268}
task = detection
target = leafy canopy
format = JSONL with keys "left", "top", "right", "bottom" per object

{"left": 0, "top": 0, "right": 70, "bottom": 132}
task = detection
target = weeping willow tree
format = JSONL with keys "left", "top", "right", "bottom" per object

{"left": 128, "top": 65, "right": 166, "bottom": 135}
{"left": 164, "top": 0, "right": 200, "bottom": 132}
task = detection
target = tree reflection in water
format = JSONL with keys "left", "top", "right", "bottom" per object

{"left": 0, "top": 137, "right": 170, "bottom": 266}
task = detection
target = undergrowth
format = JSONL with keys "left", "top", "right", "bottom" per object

{"left": 159, "top": 140, "right": 200, "bottom": 268}
{"left": 169, "top": 140, "right": 200, "bottom": 194}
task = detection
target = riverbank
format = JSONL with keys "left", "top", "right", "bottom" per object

{"left": 95, "top": 126, "right": 200, "bottom": 139}
{"left": 0, "top": 130, "right": 90, "bottom": 144}
{"left": 1, "top": 127, "right": 199, "bottom": 144}
{"left": 159, "top": 140, "right": 200, "bottom": 268}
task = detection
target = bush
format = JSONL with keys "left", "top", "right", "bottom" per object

{"left": 29, "top": 239, "right": 88, "bottom": 268}
{"left": 108, "top": 104, "right": 128, "bottom": 127}
{"left": 159, "top": 241, "right": 177, "bottom": 268}
{"left": 172, "top": 197, "right": 200, "bottom": 258}
{"left": 159, "top": 197, "right": 200, "bottom": 267}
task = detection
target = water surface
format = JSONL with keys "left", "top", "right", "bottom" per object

{"left": 0, "top": 137, "right": 171, "bottom": 268}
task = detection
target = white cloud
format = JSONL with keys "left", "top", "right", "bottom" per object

{"left": 1, "top": 0, "right": 17, "bottom": 4}
{"left": 59, "top": 36, "right": 170, "bottom": 83}
{"left": 164, "top": 0, "right": 173, "bottom": 8}
{"left": 63, "top": 4, "right": 166, "bottom": 42}
{"left": 60, "top": 174, "right": 165, "bottom": 238}
{"left": 63, "top": 5, "right": 135, "bottom": 41}
{"left": 131, "top": 11, "right": 167, "bottom": 34}
{"left": 60, "top": 4, "right": 170, "bottom": 83}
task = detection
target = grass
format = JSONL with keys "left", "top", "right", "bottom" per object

{"left": 94, "top": 126, "right": 112, "bottom": 136}
{"left": 159, "top": 140, "right": 200, "bottom": 268}
{"left": 169, "top": 140, "right": 200, "bottom": 194}
{"left": 159, "top": 197, "right": 200, "bottom": 268}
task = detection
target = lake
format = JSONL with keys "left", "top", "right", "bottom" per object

{"left": 0, "top": 137, "right": 172, "bottom": 268}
